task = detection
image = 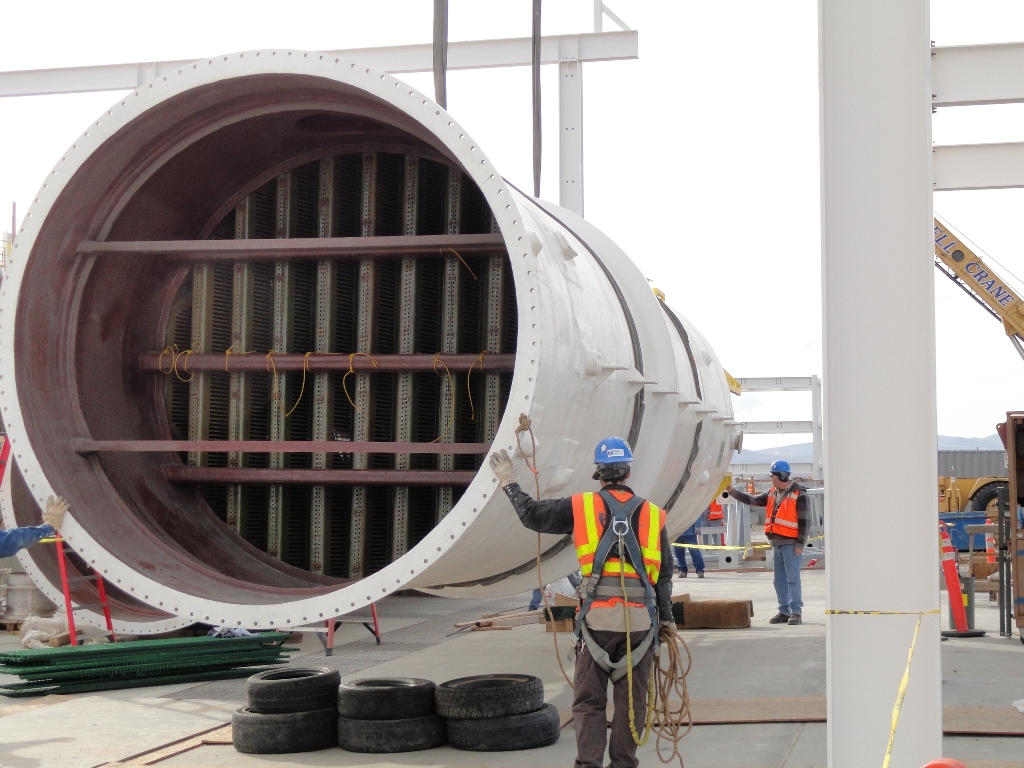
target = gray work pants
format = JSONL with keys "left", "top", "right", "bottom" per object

{"left": 573, "top": 629, "right": 655, "bottom": 768}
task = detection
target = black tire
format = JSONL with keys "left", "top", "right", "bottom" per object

{"left": 246, "top": 667, "right": 340, "bottom": 714}
{"left": 435, "top": 673, "right": 544, "bottom": 719}
{"left": 968, "top": 482, "right": 1008, "bottom": 515}
{"left": 337, "top": 677, "right": 436, "bottom": 719}
{"left": 232, "top": 706, "right": 338, "bottom": 754}
{"left": 338, "top": 713, "right": 446, "bottom": 753}
{"left": 447, "top": 703, "right": 561, "bottom": 751}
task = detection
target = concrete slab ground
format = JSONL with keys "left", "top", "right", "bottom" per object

{"left": 0, "top": 569, "right": 1020, "bottom": 767}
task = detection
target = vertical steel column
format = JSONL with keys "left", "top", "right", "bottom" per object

{"left": 226, "top": 197, "right": 255, "bottom": 534}
{"left": 393, "top": 156, "right": 419, "bottom": 560}
{"left": 436, "top": 168, "right": 462, "bottom": 523}
{"left": 820, "top": 3, "right": 940, "bottom": 766}
{"left": 267, "top": 172, "right": 295, "bottom": 560}
{"left": 558, "top": 35, "right": 584, "bottom": 217}
{"left": 349, "top": 154, "right": 378, "bottom": 578}
{"left": 482, "top": 253, "right": 504, "bottom": 442}
{"left": 187, "top": 264, "right": 215, "bottom": 467}
{"left": 310, "top": 157, "right": 336, "bottom": 575}
{"left": 810, "top": 375, "right": 823, "bottom": 483}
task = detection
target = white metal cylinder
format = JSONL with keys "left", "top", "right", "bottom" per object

{"left": 0, "top": 51, "right": 735, "bottom": 632}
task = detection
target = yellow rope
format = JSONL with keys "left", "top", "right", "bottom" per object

{"left": 466, "top": 351, "right": 486, "bottom": 422}
{"left": 224, "top": 341, "right": 255, "bottom": 372}
{"left": 280, "top": 351, "right": 313, "bottom": 418}
{"left": 157, "top": 346, "right": 175, "bottom": 375}
{"left": 341, "top": 352, "right": 379, "bottom": 412}
{"left": 430, "top": 354, "right": 457, "bottom": 443}
{"left": 172, "top": 347, "right": 194, "bottom": 383}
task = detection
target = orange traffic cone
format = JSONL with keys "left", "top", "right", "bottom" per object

{"left": 940, "top": 522, "right": 984, "bottom": 638}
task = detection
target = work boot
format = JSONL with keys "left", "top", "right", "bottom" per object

{"left": 697, "top": 572, "right": 705, "bottom": 579}
{"left": 769, "top": 613, "right": 790, "bottom": 624}
{"left": 679, "top": 572, "right": 687, "bottom": 578}
{"left": 788, "top": 614, "right": 802, "bottom": 626}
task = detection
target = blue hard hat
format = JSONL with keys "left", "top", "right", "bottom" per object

{"left": 594, "top": 437, "right": 634, "bottom": 465}
{"left": 769, "top": 459, "right": 791, "bottom": 476}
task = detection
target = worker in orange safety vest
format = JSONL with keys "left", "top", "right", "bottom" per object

{"left": 489, "top": 437, "right": 674, "bottom": 768}
{"left": 726, "top": 460, "right": 808, "bottom": 625}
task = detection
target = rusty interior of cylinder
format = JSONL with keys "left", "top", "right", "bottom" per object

{"left": 10, "top": 75, "right": 517, "bottom": 614}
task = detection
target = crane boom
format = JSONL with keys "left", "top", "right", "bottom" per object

{"left": 934, "top": 218, "right": 1024, "bottom": 361}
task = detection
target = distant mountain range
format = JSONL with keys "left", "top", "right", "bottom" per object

{"left": 732, "top": 434, "right": 1004, "bottom": 465}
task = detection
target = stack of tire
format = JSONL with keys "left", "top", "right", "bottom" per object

{"left": 436, "top": 673, "right": 561, "bottom": 752}
{"left": 337, "top": 677, "right": 447, "bottom": 753}
{"left": 233, "top": 667, "right": 341, "bottom": 754}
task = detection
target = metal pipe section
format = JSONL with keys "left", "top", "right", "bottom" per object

{"left": 0, "top": 52, "right": 735, "bottom": 633}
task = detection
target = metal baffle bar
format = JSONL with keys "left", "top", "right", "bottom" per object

{"left": 188, "top": 264, "right": 215, "bottom": 467}
{"left": 310, "top": 157, "right": 337, "bottom": 575}
{"left": 482, "top": 215, "right": 505, "bottom": 442}
{"left": 267, "top": 172, "right": 296, "bottom": 560}
{"left": 393, "top": 156, "right": 419, "bottom": 560}
{"left": 350, "top": 154, "right": 378, "bottom": 578}
{"left": 226, "top": 197, "right": 256, "bottom": 534}
{"left": 437, "top": 167, "right": 462, "bottom": 522}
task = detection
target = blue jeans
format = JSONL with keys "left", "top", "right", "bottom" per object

{"left": 673, "top": 532, "right": 704, "bottom": 574}
{"left": 773, "top": 542, "right": 803, "bottom": 616}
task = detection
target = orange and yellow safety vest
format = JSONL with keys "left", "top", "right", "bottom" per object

{"left": 571, "top": 489, "right": 663, "bottom": 605}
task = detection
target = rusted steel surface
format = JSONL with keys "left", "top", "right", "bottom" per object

{"left": 165, "top": 466, "right": 477, "bottom": 486}
{"left": 74, "top": 439, "right": 490, "bottom": 454}
{"left": 139, "top": 352, "right": 515, "bottom": 373}
{"left": 78, "top": 233, "right": 506, "bottom": 260}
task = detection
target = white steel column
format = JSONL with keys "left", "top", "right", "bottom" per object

{"left": 559, "top": 35, "right": 584, "bottom": 216}
{"left": 820, "top": 3, "right": 941, "bottom": 767}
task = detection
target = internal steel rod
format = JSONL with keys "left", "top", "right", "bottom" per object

{"left": 77, "top": 234, "right": 505, "bottom": 260}
{"left": 73, "top": 440, "right": 490, "bottom": 453}
{"left": 165, "top": 467, "right": 477, "bottom": 486}
{"left": 140, "top": 352, "right": 514, "bottom": 372}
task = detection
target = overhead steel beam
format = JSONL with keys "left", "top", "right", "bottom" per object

{"left": 729, "top": 462, "right": 813, "bottom": 477}
{"left": 0, "top": 31, "right": 638, "bottom": 98}
{"left": 737, "top": 421, "right": 813, "bottom": 434}
{"left": 166, "top": 467, "right": 477, "bottom": 486}
{"left": 140, "top": 352, "right": 514, "bottom": 373}
{"left": 932, "top": 42, "right": 1024, "bottom": 107}
{"left": 735, "top": 376, "right": 816, "bottom": 392}
{"left": 933, "top": 142, "right": 1024, "bottom": 191}
{"left": 74, "top": 440, "right": 489, "bottom": 454}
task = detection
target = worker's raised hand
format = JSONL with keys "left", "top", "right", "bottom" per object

{"left": 659, "top": 621, "right": 677, "bottom": 644}
{"left": 42, "top": 495, "right": 69, "bottom": 531}
{"left": 488, "top": 449, "right": 516, "bottom": 487}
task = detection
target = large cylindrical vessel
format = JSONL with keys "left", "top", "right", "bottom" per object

{"left": 0, "top": 51, "right": 737, "bottom": 633}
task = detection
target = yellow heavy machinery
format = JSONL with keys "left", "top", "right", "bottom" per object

{"left": 934, "top": 218, "right": 1022, "bottom": 641}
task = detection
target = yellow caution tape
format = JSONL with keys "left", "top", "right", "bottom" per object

{"left": 825, "top": 609, "right": 940, "bottom": 768}
{"left": 673, "top": 534, "right": 824, "bottom": 552}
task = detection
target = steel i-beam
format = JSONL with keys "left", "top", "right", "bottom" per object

{"left": 309, "top": 157, "right": 337, "bottom": 575}
{"left": 187, "top": 264, "right": 215, "bottom": 467}
{"left": 267, "top": 172, "right": 296, "bottom": 560}
{"left": 393, "top": 156, "right": 419, "bottom": 560}
{"left": 349, "top": 153, "right": 378, "bottom": 578}
{"left": 437, "top": 166, "right": 462, "bottom": 522}
{"left": 226, "top": 196, "right": 256, "bottom": 533}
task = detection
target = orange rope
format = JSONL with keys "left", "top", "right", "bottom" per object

{"left": 466, "top": 351, "right": 487, "bottom": 422}
{"left": 430, "top": 353, "right": 456, "bottom": 443}
{"left": 341, "top": 352, "right": 379, "bottom": 411}
{"left": 443, "top": 247, "right": 478, "bottom": 281}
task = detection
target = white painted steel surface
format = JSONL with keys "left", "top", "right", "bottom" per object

{"left": 0, "top": 32, "right": 638, "bottom": 98}
{"left": 932, "top": 42, "right": 1024, "bottom": 107}
{"left": 934, "top": 142, "right": 1024, "bottom": 191}
{"left": 0, "top": 51, "right": 733, "bottom": 632}
{"left": 820, "top": 3, "right": 942, "bottom": 766}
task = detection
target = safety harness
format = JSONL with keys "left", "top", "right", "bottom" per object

{"left": 574, "top": 490, "right": 659, "bottom": 682}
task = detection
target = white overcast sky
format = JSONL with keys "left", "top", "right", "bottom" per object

{"left": 2, "top": 1, "right": 1023, "bottom": 448}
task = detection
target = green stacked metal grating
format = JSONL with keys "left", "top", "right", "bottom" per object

{"left": 0, "top": 633, "right": 293, "bottom": 697}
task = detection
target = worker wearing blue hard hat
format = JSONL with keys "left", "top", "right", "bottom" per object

{"left": 490, "top": 436, "right": 674, "bottom": 768}
{"left": 726, "top": 460, "right": 808, "bottom": 625}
